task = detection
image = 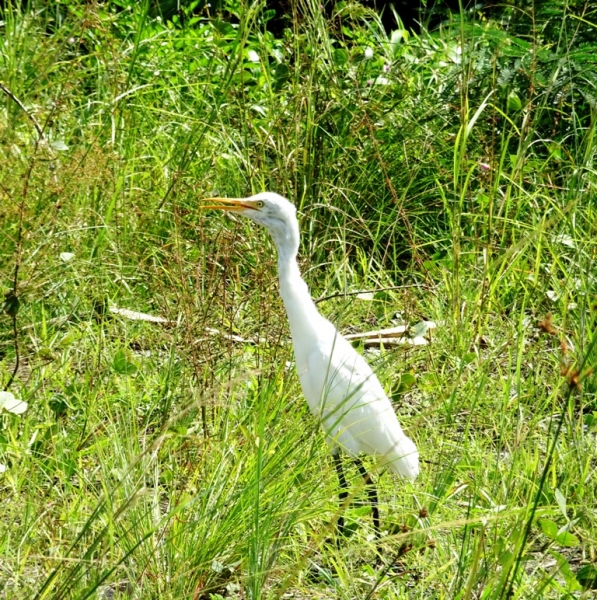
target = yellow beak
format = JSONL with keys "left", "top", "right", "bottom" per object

{"left": 201, "top": 197, "right": 256, "bottom": 211}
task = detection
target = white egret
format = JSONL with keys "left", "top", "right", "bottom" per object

{"left": 203, "top": 192, "right": 419, "bottom": 535}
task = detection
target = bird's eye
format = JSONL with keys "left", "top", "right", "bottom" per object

{"left": 256, "top": 201, "right": 265, "bottom": 208}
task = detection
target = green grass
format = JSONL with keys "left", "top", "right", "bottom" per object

{"left": 1, "top": 0, "right": 597, "bottom": 598}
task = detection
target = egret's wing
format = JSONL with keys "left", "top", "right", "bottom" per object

{"left": 299, "top": 327, "right": 418, "bottom": 478}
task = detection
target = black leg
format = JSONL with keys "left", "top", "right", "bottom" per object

{"left": 333, "top": 453, "right": 348, "bottom": 535}
{"left": 355, "top": 458, "right": 380, "bottom": 537}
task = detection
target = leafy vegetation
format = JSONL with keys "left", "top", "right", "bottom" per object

{"left": 1, "top": 0, "right": 596, "bottom": 597}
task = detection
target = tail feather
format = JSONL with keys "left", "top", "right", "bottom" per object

{"left": 385, "top": 436, "right": 419, "bottom": 480}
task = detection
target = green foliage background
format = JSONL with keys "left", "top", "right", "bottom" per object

{"left": 1, "top": 0, "right": 596, "bottom": 598}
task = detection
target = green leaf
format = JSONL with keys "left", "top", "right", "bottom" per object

{"left": 584, "top": 412, "right": 597, "bottom": 428}
{"left": 49, "top": 394, "right": 69, "bottom": 417}
{"left": 577, "top": 565, "right": 597, "bottom": 589}
{"left": 262, "top": 9, "right": 276, "bottom": 22}
{"left": 391, "top": 373, "right": 416, "bottom": 401}
{"left": 2, "top": 290, "right": 20, "bottom": 317}
{"left": 539, "top": 518, "right": 558, "bottom": 540}
{"left": 273, "top": 63, "right": 289, "bottom": 92}
{"left": 554, "top": 488, "right": 567, "bottom": 519}
{"left": 548, "top": 142, "right": 563, "bottom": 162}
{"left": 212, "top": 19, "right": 234, "bottom": 35}
{"left": 333, "top": 48, "right": 349, "bottom": 66}
{"left": 477, "top": 193, "right": 489, "bottom": 208}
{"left": 498, "top": 550, "right": 514, "bottom": 567}
{"left": 555, "top": 531, "right": 579, "bottom": 547}
{"left": 549, "top": 551, "right": 582, "bottom": 590}
{"left": 507, "top": 91, "right": 522, "bottom": 111}
{"left": 462, "top": 352, "right": 476, "bottom": 365}
{"left": 540, "top": 518, "right": 579, "bottom": 546}
{"left": 112, "top": 350, "right": 138, "bottom": 375}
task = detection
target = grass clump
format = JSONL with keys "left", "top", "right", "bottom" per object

{"left": 1, "top": 0, "right": 596, "bottom": 598}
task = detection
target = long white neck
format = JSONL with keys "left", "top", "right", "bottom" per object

{"left": 278, "top": 253, "right": 323, "bottom": 340}
{"left": 269, "top": 224, "right": 323, "bottom": 344}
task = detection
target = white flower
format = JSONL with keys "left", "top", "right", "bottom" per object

{"left": 247, "top": 50, "right": 260, "bottom": 63}
{"left": 0, "top": 391, "right": 28, "bottom": 415}
{"left": 364, "top": 47, "right": 374, "bottom": 59}
{"left": 553, "top": 234, "right": 575, "bottom": 248}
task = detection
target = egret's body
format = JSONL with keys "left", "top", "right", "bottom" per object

{"left": 204, "top": 192, "right": 419, "bottom": 530}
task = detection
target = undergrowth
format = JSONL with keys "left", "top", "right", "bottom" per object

{"left": 1, "top": 0, "right": 596, "bottom": 598}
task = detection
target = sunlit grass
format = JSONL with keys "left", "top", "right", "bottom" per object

{"left": 1, "top": 0, "right": 596, "bottom": 598}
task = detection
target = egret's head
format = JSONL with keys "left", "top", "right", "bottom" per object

{"left": 202, "top": 192, "right": 300, "bottom": 256}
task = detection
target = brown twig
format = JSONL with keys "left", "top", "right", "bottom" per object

{"left": 4, "top": 197, "right": 26, "bottom": 390}
{"left": 1, "top": 80, "right": 56, "bottom": 389}
{"left": 3, "top": 138, "right": 41, "bottom": 390}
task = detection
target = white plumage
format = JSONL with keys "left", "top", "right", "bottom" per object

{"left": 203, "top": 192, "right": 419, "bottom": 481}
